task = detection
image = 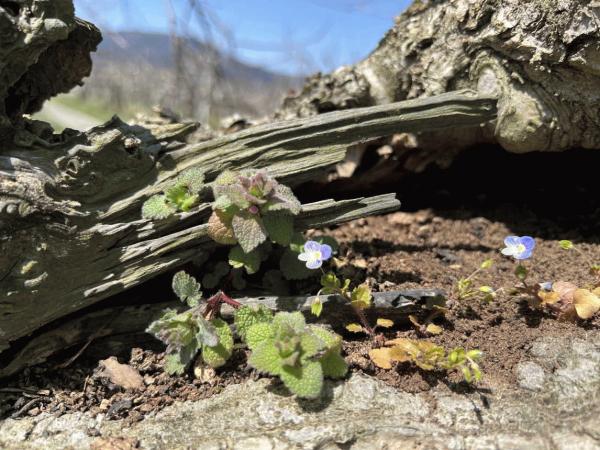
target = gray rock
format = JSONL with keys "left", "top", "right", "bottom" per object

{"left": 516, "top": 361, "right": 545, "bottom": 391}
{"left": 1, "top": 333, "right": 599, "bottom": 450}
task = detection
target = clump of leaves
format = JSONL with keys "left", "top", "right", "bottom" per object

{"left": 243, "top": 311, "right": 348, "bottom": 398}
{"left": 142, "top": 168, "right": 205, "bottom": 219}
{"left": 455, "top": 259, "right": 496, "bottom": 303}
{"left": 146, "top": 271, "right": 234, "bottom": 374}
{"left": 534, "top": 281, "right": 600, "bottom": 321}
{"left": 207, "top": 170, "right": 301, "bottom": 253}
{"left": 369, "top": 338, "right": 483, "bottom": 383}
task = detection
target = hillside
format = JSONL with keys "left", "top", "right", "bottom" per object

{"left": 37, "top": 31, "right": 303, "bottom": 129}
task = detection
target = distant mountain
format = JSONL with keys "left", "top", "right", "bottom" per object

{"left": 96, "top": 31, "right": 299, "bottom": 85}
{"left": 75, "top": 31, "right": 304, "bottom": 123}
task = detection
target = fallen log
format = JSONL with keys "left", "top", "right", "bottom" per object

{"left": 0, "top": 90, "right": 496, "bottom": 360}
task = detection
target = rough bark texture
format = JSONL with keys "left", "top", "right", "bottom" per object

{"left": 0, "top": 0, "right": 101, "bottom": 140}
{"left": 277, "top": 0, "right": 600, "bottom": 156}
{"left": 0, "top": 91, "right": 496, "bottom": 360}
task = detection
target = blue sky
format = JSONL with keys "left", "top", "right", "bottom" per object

{"left": 74, "top": 0, "right": 410, "bottom": 76}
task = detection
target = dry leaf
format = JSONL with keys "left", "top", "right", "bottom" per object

{"left": 426, "top": 323, "right": 443, "bottom": 335}
{"left": 97, "top": 358, "right": 144, "bottom": 390}
{"left": 369, "top": 347, "right": 395, "bottom": 369}
{"left": 573, "top": 288, "right": 600, "bottom": 319}
{"left": 345, "top": 323, "right": 364, "bottom": 333}
{"left": 376, "top": 318, "right": 394, "bottom": 328}
{"left": 537, "top": 290, "right": 560, "bottom": 305}
{"left": 553, "top": 281, "right": 578, "bottom": 304}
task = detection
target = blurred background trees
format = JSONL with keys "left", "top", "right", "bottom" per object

{"left": 34, "top": 0, "right": 407, "bottom": 129}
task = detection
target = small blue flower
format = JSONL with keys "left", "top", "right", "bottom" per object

{"left": 298, "top": 241, "right": 332, "bottom": 269}
{"left": 501, "top": 236, "right": 536, "bottom": 260}
{"left": 539, "top": 281, "right": 553, "bottom": 291}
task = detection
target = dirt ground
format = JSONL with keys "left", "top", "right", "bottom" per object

{"left": 1, "top": 147, "right": 599, "bottom": 423}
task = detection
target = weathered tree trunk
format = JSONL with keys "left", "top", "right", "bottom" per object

{"left": 277, "top": 0, "right": 600, "bottom": 161}
{"left": 0, "top": 91, "right": 497, "bottom": 360}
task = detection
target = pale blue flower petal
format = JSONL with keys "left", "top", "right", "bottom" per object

{"left": 501, "top": 247, "right": 516, "bottom": 256}
{"left": 304, "top": 241, "right": 320, "bottom": 252}
{"left": 306, "top": 259, "right": 322, "bottom": 269}
{"left": 504, "top": 236, "right": 520, "bottom": 247}
{"left": 520, "top": 236, "right": 536, "bottom": 252}
{"left": 320, "top": 244, "right": 332, "bottom": 261}
{"left": 298, "top": 253, "right": 310, "bottom": 262}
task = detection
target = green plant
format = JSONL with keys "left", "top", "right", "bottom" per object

{"left": 244, "top": 311, "right": 347, "bottom": 398}
{"left": 369, "top": 338, "right": 483, "bottom": 383}
{"left": 142, "top": 168, "right": 205, "bottom": 219}
{"left": 207, "top": 170, "right": 301, "bottom": 253}
{"left": 147, "top": 271, "right": 347, "bottom": 398}
{"left": 455, "top": 259, "right": 496, "bottom": 303}
{"left": 146, "top": 271, "right": 235, "bottom": 374}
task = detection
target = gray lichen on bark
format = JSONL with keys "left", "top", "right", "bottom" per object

{"left": 278, "top": 0, "right": 600, "bottom": 155}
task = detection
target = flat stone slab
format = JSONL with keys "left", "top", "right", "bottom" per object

{"left": 1, "top": 333, "right": 599, "bottom": 449}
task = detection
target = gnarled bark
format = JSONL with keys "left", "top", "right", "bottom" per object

{"left": 0, "top": 90, "right": 496, "bottom": 363}
{"left": 278, "top": 0, "right": 600, "bottom": 157}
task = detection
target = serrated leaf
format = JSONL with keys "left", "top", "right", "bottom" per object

{"left": 248, "top": 340, "right": 282, "bottom": 375}
{"left": 232, "top": 212, "right": 267, "bottom": 253}
{"left": 273, "top": 312, "right": 306, "bottom": 336}
{"left": 234, "top": 305, "right": 274, "bottom": 341}
{"left": 350, "top": 284, "right": 372, "bottom": 310}
{"left": 179, "top": 194, "right": 199, "bottom": 212}
{"left": 262, "top": 213, "right": 294, "bottom": 246}
{"left": 177, "top": 168, "right": 205, "bottom": 193}
{"left": 280, "top": 248, "right": 314, "bottom": 280}
{"left": 201, "top": 319, "right": 233, "bottom": 368}
{"left": 213, "top": 195, "right": 234, "bottom": 212}
{"left": 164, "top": 353, "right": 188, "bottom": 375}
{"left": 319, "top": 352, "right": 348, "bottom": 379}
{"left": 228, "top": 245, "right": 261, "bottom": 274}
{"left": 194, "top": 314, "right": 219, "bottom": 347}
{"left": 142, "top": 195, "right": 175, "bottom": 220}
{"left": 376, "top": 318, "right": 394, "bottom": 328}
{"left": 280, "top": 361, "right": 323, "bottom": 399}
{"left": 172, "top": 271, "right": 203, "bottom": 307}
{"left": 207, "top": 210, "right": 238, "bottom": 245}
{"left": 245, "top": 322, "right": 275, "bottom": 349}
{"left": 264, "top": 184, "right": 302, "bottom": 215}
{"left": 165, "top": 184, "right": 189, "bottom": 208}
{"left": 345, "top": 323, "right": 364, "bottom": 333}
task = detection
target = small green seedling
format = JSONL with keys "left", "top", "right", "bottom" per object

{"left": 369, "top": 338, "right": 483, "bottom": 383}
{"left": 142, "top": 168, "right": 205, "bottom": 219}
{"left": 455, "top": 259, "right": 496, "bottom": 303}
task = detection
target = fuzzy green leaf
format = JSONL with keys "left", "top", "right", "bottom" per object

{"left": 272, "top": 311, "right": 306, "bottom": 336}
{"left": 177, "top": 168, "right": 205, "bottom": 193}
{"left": 245, "top": 322, "right": 275, "bottom": 349}
{"left": 165, "top": 184, "right": 189, "bottom": 208}
{"left": 201, "top": 318, "right": 234, "bottom": 368}
{"left": 320, "top": 352, "right": 348, "bottom": 379}
{"left": 262, "top": 213, "right": 294, "bottom": 246}
{"left": 228, "top": 246, "right": 261, "bottom": 274}
{"left": 280, "top": 361, "right": 323, "bottom": 399}
{"left": 232, "top": 213, "right": 267, "bottom": 253}
{"left": 194, "top": 313, "right": 219, "bottom": 347}
{"left": 234, "top": 305, "right": 274, "bottom": 341}
{"left": 263, "top": 184, "right": 302, "bottom": 215}
{"left": 172, "top": 271, "right": 202, "bottom": 307}
{"left": 350, "top": 284, "right": 372, "bottom": 310}
{"left": 248, "top": 340, "right": 282, "bottom": 375}
{"left": 142, "top": 195, "right": 176, "bottom": 220}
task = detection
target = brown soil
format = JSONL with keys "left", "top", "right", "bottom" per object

{"left": 2, "top": 206, "right": 598, "bottom": 422}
